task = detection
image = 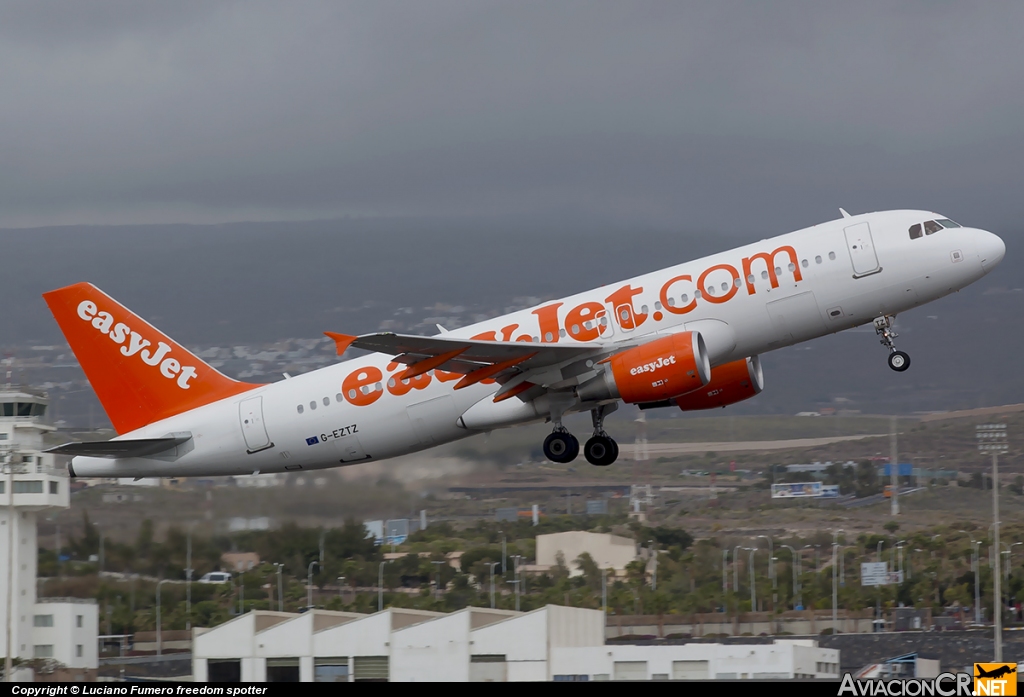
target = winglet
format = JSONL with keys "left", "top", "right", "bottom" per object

{"left": 324, "top": 332, "right": 358, "bottom": 356}
{"left": 840, "top": 208, "right": 851, "bottom": 218}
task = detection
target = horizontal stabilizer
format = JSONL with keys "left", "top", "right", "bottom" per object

{"left": 47, "top": 435, "right": 192, "bottom": 459}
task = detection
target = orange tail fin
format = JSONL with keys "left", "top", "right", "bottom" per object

{"left": 43, "top": 282, "right": 261, "bottom": 434}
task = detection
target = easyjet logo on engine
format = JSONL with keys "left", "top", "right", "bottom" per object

{"left": 629, "top": 355, "right": 677, "bottom": 376}
{"left": 76, "top": 300, "right": 198, "bottom": 389}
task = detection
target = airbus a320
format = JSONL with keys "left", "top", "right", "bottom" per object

{"left": 43, "top": 210, "right": 1004, "bottom": 478}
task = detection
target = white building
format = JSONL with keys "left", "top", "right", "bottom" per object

{"left": 552, "top": 640, "right": 840, "bottom": 681}
{"left": 0, "top": 389, "right": 97, "bottom": 679}
{"left": 534, "top": 531, "right": 638, "bottom": 577}
{"left": 31, "top": 598, "right": 99, "bottom": 670}
{"left": 190, "top": 604, "right": 842, "bottom": 682}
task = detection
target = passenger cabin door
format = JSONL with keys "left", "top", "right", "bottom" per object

{"left": 238, "top": 396, "right": 273, "bottom": 454}
{"left": 844, "top": 222, "right": 881, "bottom": 277}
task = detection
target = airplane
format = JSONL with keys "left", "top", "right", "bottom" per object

{"left": 976, "top": 665, "right": 1017, "bottom": 679}
{"left": 43, "top": 209, "right": 1004, "bottom": 478}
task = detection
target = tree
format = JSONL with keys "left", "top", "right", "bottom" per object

{"left": 574, "top": 552, "right": 601, "bottom": 591}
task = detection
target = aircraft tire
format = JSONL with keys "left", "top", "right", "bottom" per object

{"left": 887, "top": 351, "right": 910, "bottom": 372}
{"left": 584, "top": 435, "right": 617, "bottom": 466}
{"left": 544, "top": 432, "right": 578, "bottom": 463}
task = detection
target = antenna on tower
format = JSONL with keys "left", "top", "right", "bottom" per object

{"left": 629, "top": 412, "right": 654, "bottom": 519}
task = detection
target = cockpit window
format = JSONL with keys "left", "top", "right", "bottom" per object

{"left": 937, "top": 218, "right": 961, "bottom": 228}
{"left": 924, "top": 220, "right": 943, "bottom": 235}
{"left": 909, "top": 223, "right": 922, "bottom": 239}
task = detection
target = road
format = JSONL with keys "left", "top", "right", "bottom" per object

{"left": 617, "top": 433, "right": 886, "bottom": 457}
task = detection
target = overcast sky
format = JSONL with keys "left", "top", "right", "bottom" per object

{"left": 3, "top": 2, "right": 1024, "bottom": 233}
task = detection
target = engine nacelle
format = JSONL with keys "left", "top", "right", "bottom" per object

{"left": 674, "top": 356, "right": 763, "bottom": 411}
{"left": 577, "top": 332, "right": 710, "bottom": 404}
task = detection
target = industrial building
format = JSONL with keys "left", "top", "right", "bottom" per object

{"left": 191, "top": 604, "right": 840, "bottom": 682}
{"left": 533, "top": 531, "right": 638, "bottom": 577}
{"left": 0, "top": 388, "right": 99, "bottom": 680}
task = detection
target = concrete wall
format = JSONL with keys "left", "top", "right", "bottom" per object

{"left": 471, "top": 607, "right": 549, "bottom": 681}
{"left": 605, "top": 610, "right": 876, "bottom": 638}
{"left": 391, "top": 610, "right": 471, "bottom": 682}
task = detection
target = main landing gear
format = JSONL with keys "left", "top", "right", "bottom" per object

{"left": 543, "top": 407, "right": 619, "bottom": 466}
{"left": 874, "top": 315, "right": 910, "bottom": 372}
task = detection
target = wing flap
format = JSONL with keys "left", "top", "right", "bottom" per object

{"left": 47, "top": 435, "right": 192, "bottom": 459}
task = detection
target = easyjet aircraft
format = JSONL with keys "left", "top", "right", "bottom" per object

{"left": 44, "top": 210, "right": 1004, "bottom": 478}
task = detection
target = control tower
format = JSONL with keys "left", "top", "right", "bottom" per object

{"left": 0, "top": 388, "right": 72, "bottom": 670}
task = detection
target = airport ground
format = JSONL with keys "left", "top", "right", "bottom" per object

{"left": 31, "top": 406, "right": 1024, "bottom": 646}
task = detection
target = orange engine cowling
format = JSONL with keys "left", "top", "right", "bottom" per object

{"left": 577, "top": 332, "right": 711, "bottom": 404}
{"left": 674, "top": 356, "right": 763, "bottom": 411}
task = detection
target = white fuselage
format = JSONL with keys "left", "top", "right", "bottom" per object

{"left": 69, "top": 210, "right": 1004, "bottom": 478}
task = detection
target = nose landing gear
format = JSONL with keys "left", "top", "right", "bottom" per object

{"left": 874, "top": 315, "right": 911, "bottom": 372}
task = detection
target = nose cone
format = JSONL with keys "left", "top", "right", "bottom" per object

{"left": 979, "top": 230, "right": 1006, "bottom": 271}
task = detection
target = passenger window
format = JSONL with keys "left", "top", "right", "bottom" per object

{"left": 309, "top": 401, "right": 317, "bottom": 410}
{"left": 909, "top": 223, "right": 922, "bottom": 239}
{"left": 336, "top": 393, "right": 343, "bottom": 403}
{"left": 297, "top": 405, "right": 304, "bottom": 414}
{"left": 801, "top": 259, "right": 808, "bottom": 268}
{"left": 815, "top": 256, "right": 822, "bottom": 264}
{"left": 828, "top": 252, "right": 836, "bottom": 260}
{"left": 323, "top": 397, "right": 330, "bottom": 406}
{"left": 937, "top": 218, "right": 961, "bottom": 228}
{"left": 924, "top": 220, "right": 943, "bottom": 235}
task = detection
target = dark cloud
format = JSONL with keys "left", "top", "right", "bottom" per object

{"left": 2, "top": 1, "right": 1023, "bottom": 231}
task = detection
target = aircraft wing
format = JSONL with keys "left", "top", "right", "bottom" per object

{"left": 325, "top": 331, "right": 629, "bottom": 397}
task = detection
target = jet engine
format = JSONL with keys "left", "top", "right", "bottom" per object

{"left": 577, "top": 332, "right": 710, "bottom": 404}
{"left": 673, "top": 356, "right": 763, "bottom": 411}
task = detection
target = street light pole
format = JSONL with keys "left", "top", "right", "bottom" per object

{"left": 378, "top": 562, "right": 386, "bottom": 612}
{"left": 274, "top": 563, "right": 284, "bottom": 612}
{"left": 185, "top": 526, "right": 192, "bottom": 632}
{"left": 649, "top": 541, "right": 658, "bottom": 591}
{"left": 156, "top": 579, "right": 171, "bottom": 656}
{"left": 832, "top": 543, "right": 839, "bottom": 633}
{"left": 748, "top": 548, "right": 757, "bottom": 612}
{"left": 960, "top": 531, "right": 982, "bottom": 626}
{"left": 307, "top": 561, "right": 319, "bottom": 610}
{"left": 486, "top": 562, "right": 499, "bottom": 609}
{"left": 733, "top": 545, "right": 746, "bottom": 599}
{"left": 758, "top": 535, "right": 775, "bottom": 609}
{"left": 500, "top": 531, "right": 506, "bottom": 576}
{"left": 431, "top": 561, "right": 445, "bottom": 601}
{"left": 781, "top": 545, "right": 798, "bottom": 609}
{"left": 722, "top": 549, "right": 729, "bottom": 596}
{"left": 978, "top": 423, "right": 1008, "bottom": 661}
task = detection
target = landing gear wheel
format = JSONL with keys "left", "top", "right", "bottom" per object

{"left": 584, "top": 435, "right": 619, "bottom": 467}
{"left": 887, "top": 350, "right": 910, "bottom": 372}
{"left": 544, "top": 432, "right": 579, "bottom": 463}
